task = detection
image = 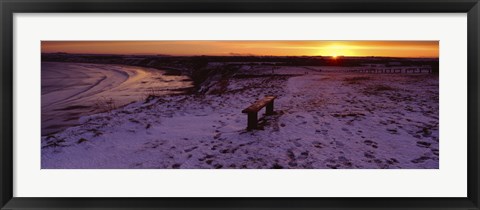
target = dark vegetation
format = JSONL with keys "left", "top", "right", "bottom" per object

{"left": 343, "top": 76, "right": 371, "bottom": 84}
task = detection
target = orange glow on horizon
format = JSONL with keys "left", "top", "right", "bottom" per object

{"left": 41, "top": 41, "right": 439, "bottom": 58}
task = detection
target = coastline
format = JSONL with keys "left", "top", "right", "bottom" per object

{"left": 41, "top": 62, "right": 193, "bottom": 136}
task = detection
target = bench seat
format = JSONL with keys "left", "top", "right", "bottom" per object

{"left": 242, "top": 96, "right": 277, "bottom": 113}
{"left": 242, "top": 96, "right": 277, "bottom": 129}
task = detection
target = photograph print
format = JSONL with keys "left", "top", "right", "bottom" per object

{"left": 41, "top": 41, "right": 439, "bottom": 169}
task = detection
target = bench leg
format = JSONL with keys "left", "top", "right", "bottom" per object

{"left": 266, "top": 100, "right": 274, "bottom": 115}
{"left": 247, "top": 112, "right": 258, "bottom": 129}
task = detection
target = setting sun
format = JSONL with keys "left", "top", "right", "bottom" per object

{"left": 321, "top": 44, "right": 352, "bottom": 57}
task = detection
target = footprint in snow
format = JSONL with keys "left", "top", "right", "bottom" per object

{"left": 416, "top": 141, "right": 431, "bottom": 148}
{"left": 335, "top": 141, "right": 344, "bottom": 147}
{"left": 297, "top": 151, "right": 309, "bottom": 160}
{"left": 184, "top": 146, "right": 198, "bottom": 153}
{"left": 293, "top": 141, "right": 302, "bottom": 147}
{"left": 411, "top": 156, "right": 431, "bottom": 163}
{"left": 364, "top": 151, "right": 376, "bottom": 159}
{"left": 363, "top": 140, "right": 378, "bottom": 149}
{"left": 312, "top": 141, "right": 325, "bottom": 149}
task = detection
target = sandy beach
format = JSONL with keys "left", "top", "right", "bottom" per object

{"left": 41, "top": 62, "right": 192, "bottom": 135}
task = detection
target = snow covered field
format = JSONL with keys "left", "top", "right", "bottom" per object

{"left": 42, "top": 64, "right": 439, "bottom": 169}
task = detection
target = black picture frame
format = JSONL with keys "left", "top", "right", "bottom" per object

{"left": 1, "top": 0, "right": 479, "bottom": 209}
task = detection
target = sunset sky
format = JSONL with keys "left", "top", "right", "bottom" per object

{"left": 41, "top": 41, "right": 439, "bottom": 58}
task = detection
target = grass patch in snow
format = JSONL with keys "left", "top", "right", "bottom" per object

{"left": 344, "top": 76, "right": 371, "bottom": 84}
{"left": 363, "top": 84, "right": 397, "bottom": 95}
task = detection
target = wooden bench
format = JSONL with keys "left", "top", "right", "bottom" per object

{"left": 242, "top": 96, "right": 277, "bottom": 129}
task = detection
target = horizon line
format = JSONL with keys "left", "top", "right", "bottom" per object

{"left": 41, "top": 52, "right": 439, "bottom": 59}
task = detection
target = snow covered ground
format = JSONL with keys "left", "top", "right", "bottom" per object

{"left": 42, "top": 65, "right": 439, "bottom": 169}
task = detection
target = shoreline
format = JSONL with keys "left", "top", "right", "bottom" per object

{"left": 41, "top": 62, "right": 193, "bottom": 136}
